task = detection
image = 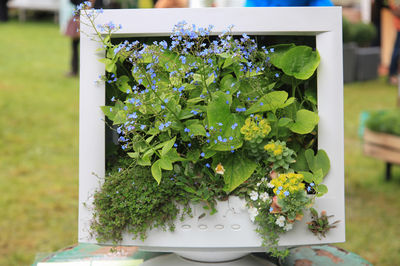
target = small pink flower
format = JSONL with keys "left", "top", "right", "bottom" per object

{"left": 270, "top": 196, "right": 281, "bottom": 214}
{"left": 270, "top": 170, "right": 278, "bottom": 179}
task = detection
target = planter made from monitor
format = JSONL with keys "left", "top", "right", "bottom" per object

{"left": 79, "top": 6, "right": 345, "bottom": 260}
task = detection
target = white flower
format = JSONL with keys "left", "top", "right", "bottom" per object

{"left": 256, "top": 182, "right": 261, "bottom": 187}
{"left": 275, "top": 215, "right": 285, "bottom": 227}
{"left": 284, "top": 223, "right": 293, "bottom": 231}
{"left": 248, "top": 207, "right": 259, "bottom": 222}
{"left": 249, "top": 191, "right": 259, "bottom": 201}
{"left": 259, "top": 192, "right": 269, "bottom": 202}
{"left": 261, "top": 177, "right": 267, "bottom": 183}
{"left": 267, "top": 182, "right": 274, "bottom": 188}
{"left": 215, "top": 163, "right": 225, "bottom": 175}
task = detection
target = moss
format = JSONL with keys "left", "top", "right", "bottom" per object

{"left": 91, "top": 158, "right": 189, "bottom": 243}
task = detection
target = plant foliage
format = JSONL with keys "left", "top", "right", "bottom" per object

{"left": 78, "top": 2, "right": 334, "bottom": 259}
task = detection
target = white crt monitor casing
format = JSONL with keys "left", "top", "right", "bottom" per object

{"left": 78, "top": 7, "right": 345, "bottom": 253}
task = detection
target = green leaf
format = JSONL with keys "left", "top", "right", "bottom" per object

{"left": 138, "top": 155, "right": 151, "bottom": 166}
{"left": 178, "top": 109, "right": 195, "bottom": 120}
{"left": 223, "top": 57, "right": 234, "bottom": 69}
{"left": 104, "top": 35, "right": 111, "bottom": 44}
{"left": 161, "top": 137, "right": 176, "bottom": 156}
{"left": 305, "top": 87, "right": 317, "bottom": 105}
{"left": 182, "top": 186, "right": 197, "bottom": 194}
{"left": 116, "top": 75, "right": 131, "bottom": 93}
{"left": 313, "top": 169, "right": 324, "bottom": 184}
{"left": 151, "top": 160, "right": 162, "bottom": 184}
{"left": 218, "top": 52, "right": 230, "bottom": 58}
{"left": 154, "top": 138, "right": 174, "bottom": 150}
{"left": 186, "top": 149, "right": 200, "bottom": 162}
{"left": 164, "top": 149, "right": 184, "bottom": 162}
{"left": 100, "top": 106, "right": 115, "bottom": 120}
{"left": 268, "top": 44, "right": 295, "bottom": 67}
{"left": 299, "top": 171, "right": 314, "bottom": 183}
{"left": 206, "top": 73, "right": 215, "bottom": 87}
{"left": 142, "top": 148, "right": 155, "bottom": 160}
{"left": 220, "top": 74, "right": 236, "bottom": 91}
{"left": 112, "top": 110, "right": 127, "bottom": 125}
{"left": 218, "top": 152, "right": 257, "bottom": 193}
{"left": 278, "top": 117, "right": 292, "bottom": 127}
{"left": 289, "top": 109, "right": 319, "bottom": 134}
{"left": 292, "top": 149, "right": 309, "bottom": 172}
{"left": 146, "top": 135, "right": 155, "bottom": 144}
{"left": 127, "top": 152, "right": 139, "bottom": 159}
{"left": 186, "top": 123, "right": 206, "bottom": 137}
{"left": 310, "top": 207, "right": 318, "bottom": 217}
{"left": 305, "top": 149, "right": 330, "bottom": 177}
{"left": 245, "top": 91, "right": 294, "bottom": 114}
{"left": 315, "top": 184, "right": 328, "bottom": 196}
{"left": 133, "top": 141, "right": 147, "bottom": 153}
{"left": 131, "top": 69, "right": 149, "bottom": 87}
{"left": 314, "top": 150, "right": 330, "bottom": 176}
{"left": 187, "top": 97, "right": 205, "bottom": 104}
{"left": 267, "top": 112, "right": 278, "bottom": 122}
{"left": 269, "top": 45, "right": 320, "bottom": 80}
{"left": 207, "top": 91, "right": 244, "bottom": 151}
{"left": 159, "top": 157, "right": 173, "bottom": 170}
{"left": 202, "top": 149, "right": 216, "bottom": 159}
{"left": 104, "top": 58, "right": 117, "bottom": 73}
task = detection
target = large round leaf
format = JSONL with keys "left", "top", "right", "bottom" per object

{"left": 289, "top": 109, "right": 319, "bottom": 134}
{"left": 270, "top": 45, "right": 320, "bottom": 80}
{"left": 215, "top": 152, "right": 257, "bottom": 193}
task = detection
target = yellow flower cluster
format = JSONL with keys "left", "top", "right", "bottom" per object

{"left": 264, "top": 142, "right": 283, "bottom": 156}
{"left": 269, "top": 173, "right": 305, "bottom": 199}
{"left": 240, "top": 115, "right": 271, "bottom": 141}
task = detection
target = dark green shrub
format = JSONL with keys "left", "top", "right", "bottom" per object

{"left": 352, "top": 22, "right": 377, "bottom": 47}
{"left": 342, "top": 18, "right": 376, "bottom": 47}
{"left": 342, "top": 18, "right": 355, "bottom": 44}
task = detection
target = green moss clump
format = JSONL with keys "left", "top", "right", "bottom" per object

{"left": 91, "top": 159, "right": 189, "bottom": 243}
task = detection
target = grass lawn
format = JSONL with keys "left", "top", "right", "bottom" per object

{"left": 0, "top": 20, "right": 79, "bottom": 265}
{"left": 0, "top": 20, "right": 399, "bottom": 265}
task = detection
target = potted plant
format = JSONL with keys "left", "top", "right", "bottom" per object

{"left": 342, "top": 17, "right": 357, "bottom": 83}
{"left": 342, "top": 17, "right": 379, "bottom": 83}
{"left": 364, "top": 109, "right": 400, "bottom": 180}
{"left": 78, "top": 5, "right": 345, "bottom": 264}
{"left": 353, "top": 22, "right": 380, "bottom": 81}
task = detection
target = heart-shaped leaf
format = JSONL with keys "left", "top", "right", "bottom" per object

{"left": 305, "top": 149, "right": 330, "bottom": 177}
{"left": 269, "top": 45, "right": 320, "bottom": 80}
{"left": 289, "top": 109, "right": 319, "bottom": 134}
{"left": 245, "top": 91, "right": 294, "bottom": 114}
{"left": 214, "top": 152, "right": 257, "bottom": 193}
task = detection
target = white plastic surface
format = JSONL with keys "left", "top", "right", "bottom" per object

{"left": 79, "top": 7, "right": 345, "bottom": 252}
{"left": 140, "top": 254, "right": 275, "bottom": 266}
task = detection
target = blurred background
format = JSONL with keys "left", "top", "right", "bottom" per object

{"left": 0, "top": 0, "right": 399, "bottom": 265}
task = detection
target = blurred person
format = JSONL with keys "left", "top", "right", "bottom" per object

{"left": 245, "top": 0, "right": 333, "bottom": 7}
{"left": 155, "top": 0, "right": 187, "bottom": 8}
{"left": 65, "top": 0, "right": 103, "bottom": 77}
{"left": 389, "top": 1, "right": 400, "bottom": 85}
{"left": 60, "top": 0, "right": 75, "bottom": 34}
{"left": 371, "top": 0, "right": 387, "bottom": 47}
{"left": 0, "top": 0, "right": 9, "bottom": 22}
